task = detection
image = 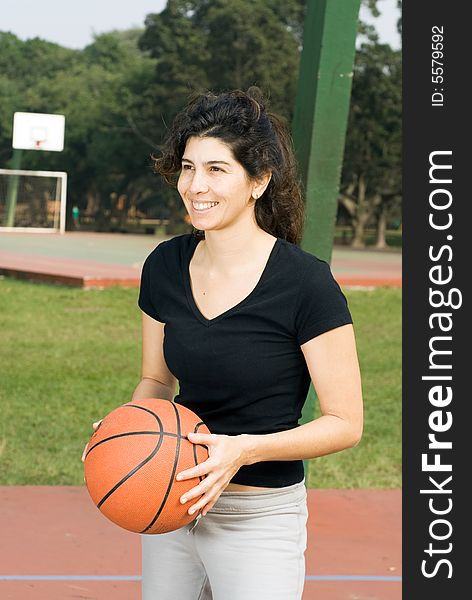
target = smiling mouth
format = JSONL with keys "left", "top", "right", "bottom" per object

{"left": 192, "top": 201, "right": 220, "bottom": 212}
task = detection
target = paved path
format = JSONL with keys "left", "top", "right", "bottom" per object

{"left": 0, "top": 487, "right": 401, "bottom": 600}
{"left": 0, "top": 232, "right": 401, "bottom": 289}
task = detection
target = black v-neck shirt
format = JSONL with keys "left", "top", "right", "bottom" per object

{"left": 138, "top": 233, "right": 353, "bottom": 487}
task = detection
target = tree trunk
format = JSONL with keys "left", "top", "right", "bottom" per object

{"left": 351, "top": 213, "right": 369, "bottom": 248}
{"left": 375, "top": 202, "right": 388, "bottom": 249}
{"left": 85, "top": 191, "right": 100, "bottom": 217}
{"left": 350, "top": 175, "right": 368, "bottom": 248}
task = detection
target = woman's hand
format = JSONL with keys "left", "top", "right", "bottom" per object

{"left": 81, "top": 420, "right": 103, "bottom": 463}
{"left": 176, "top": 432, "right": 248, "bottom": 517}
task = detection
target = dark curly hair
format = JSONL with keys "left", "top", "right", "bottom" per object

{"left": 153, "top": 86, "right": 305, "bottom": 245}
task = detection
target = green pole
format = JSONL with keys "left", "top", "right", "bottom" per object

{"left": 4, "top": 149, "right": 23, "bottom": 227}
{"left": 293, "top": 0, "right": 360, "bottom": 264}
{"left": 291, "top": 0, "right": 360, "bottom": 471}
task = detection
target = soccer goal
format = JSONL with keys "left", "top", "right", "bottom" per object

{"left": 0, "top": 168, "right": 67, "bottom": 234}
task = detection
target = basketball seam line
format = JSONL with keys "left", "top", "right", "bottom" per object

{"left": 141, "top": 401, "right": 182, "bottom": 533}
{"left": 97, "top": 405, "right": 165, "bottom": 510}
{"left": 85, "top": 430, "right": 182, "bottom": 459}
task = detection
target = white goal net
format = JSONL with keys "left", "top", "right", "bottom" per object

{"left": 0, "top": 169, "right": 67, "bottom": 234}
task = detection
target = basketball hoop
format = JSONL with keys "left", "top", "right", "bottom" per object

{"left": 31, "top": 126, "right": 47, "bottom": 151}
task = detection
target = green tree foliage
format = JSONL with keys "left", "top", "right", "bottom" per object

{"left": 139, "top": 0, "right": 301, "bottom": 122}
{"left": 0, "top": 31, "right": 162, "bottom": 228}
{"left": 0, "top": 32, "right": 80, "bottom": 164}
{"left": 0, "top": 32, "right": 79, "bottom": 85}
{"left": 0, "top": 76, "right": 21, "bottom": 165}
{"left": 339, "top": 41, "right": 401, "bottom": 248}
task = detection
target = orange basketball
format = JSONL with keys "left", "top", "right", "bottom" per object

{"left": 83, "top": 398, "right": 210, "bottom": 534}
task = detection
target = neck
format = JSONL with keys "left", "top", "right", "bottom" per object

{"left": 196, "top": 219, "right": 275, "bottom": 275}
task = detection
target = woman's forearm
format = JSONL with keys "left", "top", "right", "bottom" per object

{"left": 240, "top": 414, "right": 363, "bottom": 465}
{"left": 132, "top": 377, "right": 175, "bottom": 402}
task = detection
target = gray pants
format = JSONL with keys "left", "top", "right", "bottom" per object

{"left": 142, "top": 479, "right": 308, "bottom": 600}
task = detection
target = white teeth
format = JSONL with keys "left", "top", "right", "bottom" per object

{"left": 192, "top": 201, "right": 219, "bottom": 210}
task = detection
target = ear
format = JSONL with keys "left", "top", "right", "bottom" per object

{"left": 251, "top": 171, "right": 272, "bottom": 200}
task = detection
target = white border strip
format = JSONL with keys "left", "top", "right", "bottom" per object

{"left": 0, "top": 227, "right": 59, "bottom": 234}
{"left": 0, "top": 575, "right": 402, "bottom": 582}
{"left": 0, "top": 169, "right": 67, "bottom": 178}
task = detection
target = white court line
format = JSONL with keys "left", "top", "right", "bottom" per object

{"left": 0, "top": 575, "right": 402, "bottom": 582}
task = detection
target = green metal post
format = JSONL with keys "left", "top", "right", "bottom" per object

{"left": 293, "top": 0, "right": 361, "bottom": 264}
{"left": 4, "top": 149, "right": 23, "bottom": 227}
{"left": 291, "top": 0, "right": 360, "bottom": 472}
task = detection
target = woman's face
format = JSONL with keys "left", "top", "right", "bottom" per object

{"left": 177, "top": 136, "right": 259, "bottom": 232}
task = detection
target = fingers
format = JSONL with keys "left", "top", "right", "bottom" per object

{"left": 177, "top": 433, "right": 217, "bottom": 481}
{"left": 180, "top": 480, "right": 215, "bottom": 516}
{"left": 189, "top": 497, "right": 217, "bottom": 517}
{"left": 179, "top": 478, "right": 209, "bottom": 505}
{"left": 187, "top": 432, "right": 215, "bottom": 444}
{"left": 82, "top": 419, "right": 102, "bottom": 464}
{"left": 185, "top": 488, "right": 219, "bottom": 517}
{"left": 81, "top": 443, "right": 88, "bottom": 463}
{"left": 176, "top": 460, "right": 211, "bottom": 481}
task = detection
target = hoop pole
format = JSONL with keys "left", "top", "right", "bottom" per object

{"left": 59, "top": 172, "right": 67, "bottom": 234}
{"left": 54, "top": 177, "right": 61, "bottom": 231}
{"left": 3, "top": 149, "right": 23, "bottom": 227}
{"left": 293, "top": 0, "right": 361, "bottom": 263}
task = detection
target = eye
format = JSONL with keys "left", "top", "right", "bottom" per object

{"left": 182, "top": 164, "right": 193, "bottom": 170}
{"left": 209, "top": 166, "right": 222, "bottom": 172}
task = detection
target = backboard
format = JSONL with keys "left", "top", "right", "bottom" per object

{"left": 12, "top": 112, "right": 65, "bottom": 152}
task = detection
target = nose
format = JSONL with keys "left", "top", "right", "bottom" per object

{"left": 188, "top": 168, "right": 209, "bottom": 195}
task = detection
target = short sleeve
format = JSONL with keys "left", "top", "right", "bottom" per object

{"left": 294, "top": 258, "right": 353, "bottom": 345}
{"left": 138, "top": 249, "right": 164, "bottom": 322}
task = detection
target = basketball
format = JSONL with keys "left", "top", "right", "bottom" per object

{"left": 83, "top": 398, "right": 210, "bottom": 534}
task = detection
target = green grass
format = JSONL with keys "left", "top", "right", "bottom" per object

{"left": 0, "top": 280, "right": 142, "bottom": 485}
{"left": 307, "top": 287, "right": 402, "bottom": 488}
{"left": 0, "top": 279, "right": 401, "bottom": 488}
{"left": 334, "top": 227, "right": 403, "bottom": 248}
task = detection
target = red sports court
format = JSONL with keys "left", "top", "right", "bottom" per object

{"left": 0, "top": 231, "right": 401, "bottom": 289}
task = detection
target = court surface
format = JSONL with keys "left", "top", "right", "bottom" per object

{"left": 0, "top": 487, "right": 401, "bottom": 600}
{"left": 0, "top": 231, "right": 402, "bottom": 288}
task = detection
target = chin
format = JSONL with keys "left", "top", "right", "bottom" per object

{"left": 191, "top": 217, "right": 220, "bottom": 230}
{"left": 194, "top": 224, "right": 216, "bottom": 232}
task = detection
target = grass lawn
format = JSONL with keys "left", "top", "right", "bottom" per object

{"left": 334, "top": 227, "right": 403, "bottom": 248}
{"left": 0, "top": 278, "right": 401, "bottom": 488}
{"left": 307, "top": 287, "right": 401, "bottom": 489}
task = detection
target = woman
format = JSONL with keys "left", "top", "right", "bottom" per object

{"left": 93, "top": 87, "right": 363, "bottom": 599}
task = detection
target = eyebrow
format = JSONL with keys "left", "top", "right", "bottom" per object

{"left": 181, "top": 158, "right": 232, "bottom": 166}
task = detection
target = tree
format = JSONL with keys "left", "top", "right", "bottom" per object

{"left": 0, "top": 32, "right": 80, "bottom": 166}
{"left": 0, "top": 32, "right": 79, "bottom": 86}
{"left": 339, "top": 41, "right": 401, "bottom": 248}
{"left": 0, "top": 75, "right": 21, "bottom": 165}
{"left": 136, "top": 0, "right": 303, "bottom": 227}
{"left": 1, "top": 31, "right": 163, "bottom": 229}
{"left": 139, "top": 0, "right": 302, "bottom": 120}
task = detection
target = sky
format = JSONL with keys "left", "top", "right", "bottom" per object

{"left": 3, "top": 0, "right": 401, "bottom": 50}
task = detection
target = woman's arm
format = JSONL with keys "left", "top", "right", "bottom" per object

{"left": 132, "top": 312, "right": 177, "bottom": 401}
{"left": 82, "top": 312, "right": 176, "bottom": 462}
{"left": 240, "top": 323, "right": 363, "bottom": 464}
